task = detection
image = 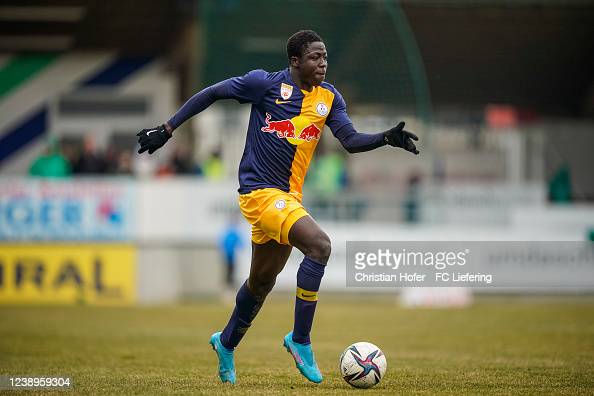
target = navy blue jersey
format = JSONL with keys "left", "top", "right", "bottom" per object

{"left": 168, "top": 68, "right": 385, "bottom": 199}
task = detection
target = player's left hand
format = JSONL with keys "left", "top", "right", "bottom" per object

{"left": 383, "top": 122, "right": 419, "bottom": 155}
{"left": 137, "top": 124, "right": 171, "bottom": 154}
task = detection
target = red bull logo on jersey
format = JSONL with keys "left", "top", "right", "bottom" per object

{"left": 261, "top": 113, "right": 321, "bottom": 145}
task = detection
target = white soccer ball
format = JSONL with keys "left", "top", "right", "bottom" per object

{"left": 339, "top": 342, "right": 387, "bottom": 388}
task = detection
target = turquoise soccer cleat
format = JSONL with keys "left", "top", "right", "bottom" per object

{"left": 283, "top": 332, "right": 323, "bottom": 383}
{"left": 209, "top": 332, "right": 236, "bottom": 384}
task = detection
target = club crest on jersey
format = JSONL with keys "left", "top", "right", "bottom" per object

{"left": 280, "top": 83, "right": 293, "bottom": 100}
{"left": 316, "top": 102, "right": 329, "bottom": 116}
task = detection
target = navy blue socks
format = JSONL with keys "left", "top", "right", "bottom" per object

{"left": 220, "top": 280, "right": 263, "bottom": 350}
{"left": 292, "top": 257, "right": 326, "bottom": 345}
{"left": 219, "top": 257, "right": 325, "bottom": 349}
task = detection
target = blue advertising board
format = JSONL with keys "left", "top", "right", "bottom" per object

{"left": 0, "top": 179, "right": 134, "bottom": 241}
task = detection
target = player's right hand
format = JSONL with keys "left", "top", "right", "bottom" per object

{"left": 137, "top": 124, "right": 171, "bottom": 154}
{"left": 383, "top": 122, "right": 419, "bottom": 155}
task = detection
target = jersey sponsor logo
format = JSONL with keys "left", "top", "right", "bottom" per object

{"left": 280, "top": 83, "right": 293, "bottom": 100}
{"left": 275, "top": 99, "right": 290, "bottom": 105}
{"left": 274, "top": 199, "right": 286, "bottom": 209}
{"left": 316, "top": 102, "right": 329, "bottom": 116}
{"left": 261, "top": 113, "right": 322, "bottom": 145}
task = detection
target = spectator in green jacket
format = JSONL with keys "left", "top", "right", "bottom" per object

{"left": 29, "top": 137, "right": 71, "bottom": 178}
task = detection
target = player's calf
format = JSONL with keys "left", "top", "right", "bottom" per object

{"left": 284, "top": 256, "right": 326, "bottom": 383}
{"left": 247, "top": 274, "right": 276, "bottom": 299}
{"left": 292, "top": 256, "right": 325, "bottom": 344}
{"left": 219, "top": 281, "right": 265, "bottom": 350}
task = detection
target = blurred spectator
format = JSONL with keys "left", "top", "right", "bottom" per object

{"left": 156, "top": 162, "right": 175, "bottom": 177}
{"left": 116, "top": 151, "right": 133, "bottom": 175}
{"left": 29, "top": 137, "right": 71, "bottom": 178}
{"left": 61, "top": 139, "right": 81, "bottom": 171}
{"left": 548, "top": 164, "right": 572, "bottom": 203}
{"left": 73, "top": 136, "right": 106, "bottom": 174}
{"left": 203, "top": 149, "right": 224, "bottom": 180}
{"left": 155, "top": 146, "right": 201, "bottom": 177}
{"left": 103, "top": 143, "right": 119, "bottom": 174}
{"left": 171, "top": 146, "right": 200, "bottom": 175}
{"left": 305, "top": 149, "right": 349, "bottom": 220}
{"left": 403, "top": 172, "right": 422, "bottom": 223}
{"left": 219, "top": 215, "right": 244, "bottom": 290}
{"left": 307, "top": 150, "right": 348, "bottom": 196}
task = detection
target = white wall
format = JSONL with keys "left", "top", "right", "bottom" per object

{"left": 2, "top": 178, "right": 592, "bottom": 302}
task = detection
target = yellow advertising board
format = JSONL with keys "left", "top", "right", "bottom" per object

{"left": 0, "top": 244, "right": 135, "bottom": 305}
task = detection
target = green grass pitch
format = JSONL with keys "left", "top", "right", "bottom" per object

{"left": 1, "top": 295, "right": 593, "bottom": 395}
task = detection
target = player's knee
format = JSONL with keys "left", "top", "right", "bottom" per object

{"left": 307, "top": 233, "right": 331, "bottom": 264}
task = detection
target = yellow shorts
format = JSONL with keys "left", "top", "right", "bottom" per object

{"left": 238, "top": 188, "right": 309, "bottom": 245}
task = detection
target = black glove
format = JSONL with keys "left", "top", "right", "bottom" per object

{"left": 383, "top": 122, "right": 419, "bottom": 155}
{"left": 137, "top": 124, "right": 171, "bottom": 154}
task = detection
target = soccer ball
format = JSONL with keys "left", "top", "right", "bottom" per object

{"left": 339, "top": 342, "right": 387, "bottom": 388}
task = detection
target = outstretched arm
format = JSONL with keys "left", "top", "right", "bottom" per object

{"left": 138, "top": 70, "right": 268, "bottom": 154}
{"left": 333, "top": 122, "right": 419, "bottom": 155}
{"left": 327, "top": 89, "right": 419, "bottom": 155}
{"left": 333, "top": 123, "right": 385, "bottom": 153}
{"left": 167, "top": 79, "right": 239, "bottom": 131}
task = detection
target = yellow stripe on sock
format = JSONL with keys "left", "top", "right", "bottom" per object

{"left": 296, "top": 287, "right": 318, "bottom": 302}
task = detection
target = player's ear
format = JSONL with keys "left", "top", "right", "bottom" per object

{"left": 289, "top": 56, "right": 300, "bottom": 68}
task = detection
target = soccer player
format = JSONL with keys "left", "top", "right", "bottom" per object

{"left": 137, "top": 30, "right": 419, "bottom": 384}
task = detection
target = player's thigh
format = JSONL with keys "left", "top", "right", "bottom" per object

{"left": 287, "top": 215, "right": 331, "bottom": 263}
{"left": 249, "top": 239, "right": 293, "bottom": 283}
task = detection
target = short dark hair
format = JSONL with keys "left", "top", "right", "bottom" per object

{"left": 287, "top": 30, "right": 323, "bottom": 60}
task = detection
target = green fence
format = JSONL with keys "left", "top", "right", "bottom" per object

{"left": 199, "top": 0, "right": 431, "bottom": 121}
